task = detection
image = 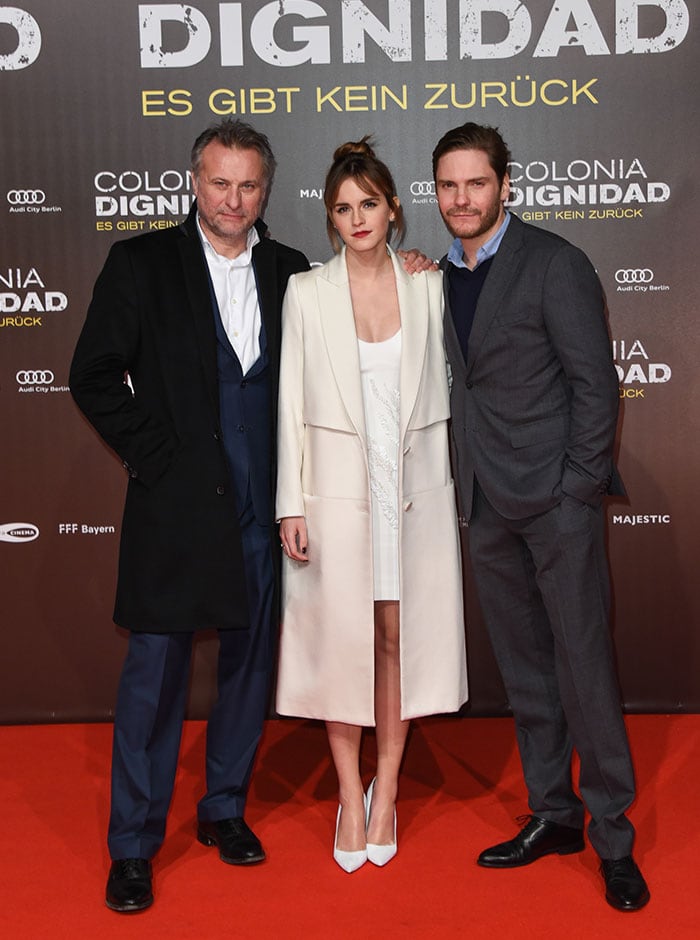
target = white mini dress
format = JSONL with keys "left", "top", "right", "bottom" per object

{"left": 357, "top": 329, "right": 401, "bottom": 601}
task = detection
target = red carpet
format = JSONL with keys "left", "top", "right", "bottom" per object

{"left": 0, "top": 715, "right": 697, "bottom": 938}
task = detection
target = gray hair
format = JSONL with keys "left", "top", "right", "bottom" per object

{"left": 190, "top": 118, "right": 277, "bottom": 192}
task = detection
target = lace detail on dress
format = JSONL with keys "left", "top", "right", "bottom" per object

{"left": 366, "top": 378, "right": 399, "bottom": 531}
{"left": 358, "top": 330, "right": 401, "bottom": 600}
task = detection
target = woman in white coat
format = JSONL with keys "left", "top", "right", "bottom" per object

{"left": 276, "top": 139, "right": 467, "bottom": 872}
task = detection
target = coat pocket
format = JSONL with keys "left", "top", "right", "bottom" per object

{"left": 509, "top": 412, "right": 569, "bottom": 449}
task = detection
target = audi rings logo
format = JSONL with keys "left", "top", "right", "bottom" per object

{"left": 0, "top": 523, "right": 40, "bottom": 543}
{"left": 7, "top": 190, "right": 46, "bottom": 206}
{"left": 410, "top": 181, "right": 436, "bottom": 196}
{"left": 615, "top": 269, "right": 654, "bottom": 284}
{"left": 16, "top": 370, "right": 54, "bottom": 385}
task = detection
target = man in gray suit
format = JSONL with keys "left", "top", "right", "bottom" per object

{"left": 433, "top": 123, "right": 649, "bottom": 912}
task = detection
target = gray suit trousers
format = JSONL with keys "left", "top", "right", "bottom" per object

{"left": 469, "top": 482, "right": 636, "bottom": 860}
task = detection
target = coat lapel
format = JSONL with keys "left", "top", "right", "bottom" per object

{"left": 441, "top": 261, "right": 467, "bottom": 381}
{"left": 251, "top": 220, "right": 280, "bottom": 373}
{"left": 317, "top": 249, "right": 367, "bottom": 443}
{"left": 465, "top": 214, "right": 524, "bottom": 373}
{"left": 317, "top": 248, "right": 429, "bottom": 444}
{"left": 391, "top": 249, "right": 428, "bottom": 439}
{"left": 177, "top": 207, "right": 220, "bottom": 418}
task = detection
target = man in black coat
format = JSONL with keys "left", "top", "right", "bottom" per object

{"left": 70, "top": 119, "right": 309, "bottom": 912}
{"left": 433, "top": 123, "right": 649, "bottom": 912}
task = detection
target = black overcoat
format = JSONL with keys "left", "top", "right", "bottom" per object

{"left": 70, "top": 205, "right": 309, "bottom": 632}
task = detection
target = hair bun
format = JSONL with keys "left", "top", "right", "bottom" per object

{"left": 332, "top": 135, "right": 375, "bottom": 162}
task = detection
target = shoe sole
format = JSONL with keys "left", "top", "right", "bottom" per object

{"left": 197, "top": 830, "right": 266, "bottom": 865}
{"left": 477, "top": 841, "right": 585, "bottom": 868}
{"left": 604, "top": 889, "right": 651, "bottom": 912}
{"left": 105, "top": 895, "right": 154, "bottom": 913}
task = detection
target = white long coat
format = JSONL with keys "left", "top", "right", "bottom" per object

{"left": 275, "top": 248, "right": 468, "bottom": 725}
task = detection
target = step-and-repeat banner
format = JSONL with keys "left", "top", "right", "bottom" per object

{"left": 1, "top": 1, "right": 698, "bottom": 721}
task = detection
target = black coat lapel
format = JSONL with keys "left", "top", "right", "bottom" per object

{"left": 177, "top": 205, "right": 220, "bottom": 420}
{"left": 251, "top": 221, "right": 280, "bottom": 372}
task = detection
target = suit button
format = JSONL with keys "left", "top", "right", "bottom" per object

{"left": 122, "top": 460, "right": 138, "bottom": 479}
{"left": 403, "top": 445, "right": 411, "bottom": 456}
{"left": 241, "top": 380, "right": 247, "bottom": 388}
{"left": 466, "top": 382, "right": 473, "bottom": 389}
{"left": 403, "top": 500, "right": 413, "bottom": 511}
{"left": 216, "top": 485, "right": 225, "bottom": 495}
{"left": 236, "top": 424, "right": 245, "bottom": 432}
{"left": 213, "top": 431, "right": 220, "bottom": 441}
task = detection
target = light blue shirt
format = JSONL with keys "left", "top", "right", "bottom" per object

{"left": 447, "top": 210, "right": 511, "bottom": 270}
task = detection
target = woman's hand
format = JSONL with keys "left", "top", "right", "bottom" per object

{"left": 279, "top": 516, "right": 309, "bottom": 562}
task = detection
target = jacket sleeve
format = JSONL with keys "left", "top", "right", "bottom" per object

{"left": 541, "top": 243, "right": 619, "bottom": 504}
{"left": 275, "top": 273, "right": 306, "bottom": 519}
{"left": 69, "top": 241, "right": 179, "bottom": 489}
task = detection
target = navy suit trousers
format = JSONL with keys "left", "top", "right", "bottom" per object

{"left": 107, "top": 502, "right": 274, "bottom": 861}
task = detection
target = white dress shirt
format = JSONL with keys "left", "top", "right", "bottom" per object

{"left": 197, "top": 218, "right": 262, "bottom": 375}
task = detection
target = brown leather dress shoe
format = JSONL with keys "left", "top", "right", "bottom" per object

{"left": 197, "top": 817, "right": 265, "bottom": 865}
{"left": 478, "top": 815, "right": 585, "bottom": 868}
{"left": 105, "top": 857, "right": 153, "bottom": 912}
{"left": 600, "top": 856, "right": 650, "bottom": 911}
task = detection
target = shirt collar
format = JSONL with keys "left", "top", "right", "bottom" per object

{"left": 196, "top": 215, "right": 260, "bottom": 266}
{"left": 447, "top": 210, "right": 510, "bottom": 270}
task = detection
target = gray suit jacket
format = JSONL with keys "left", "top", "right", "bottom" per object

{"left": 444, "top": 213, "right": 624, "bottom": 521}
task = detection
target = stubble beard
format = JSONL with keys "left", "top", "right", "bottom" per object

{"left": 443, "top": 197, "right": 503, "bottom": 243}
{"left": 201, "top": 209, "right": 251, "bottom": 248}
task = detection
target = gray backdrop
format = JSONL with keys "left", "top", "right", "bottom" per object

{"left": 1, "top": 1, "right": 698, "bottom": 721}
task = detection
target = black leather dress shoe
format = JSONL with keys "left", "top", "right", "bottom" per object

{"left": 600, "top": 856, "right": 650, "bottom": 911}
{"left": 105, "top": 858, "right": 153, "bottom": 912}
{"left": 477, "top": 815, "right": 585, "bottom": 868}
{"left": 197, "top": 817, "right": 266, "bottom": 865}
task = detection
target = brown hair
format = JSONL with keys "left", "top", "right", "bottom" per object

{"left": 323, "top": 136, "right": 406, "bottom": 252}
{"left": 432, "top": 122, "right": 511, "bottom": 185}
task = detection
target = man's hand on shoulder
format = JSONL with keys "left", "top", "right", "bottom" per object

{"left": 397, "top": 248, "right": 439, "bottom": 274}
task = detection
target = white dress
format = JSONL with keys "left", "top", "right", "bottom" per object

{"left": 357, "top": 329, "right": 401, "bottom": 600}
